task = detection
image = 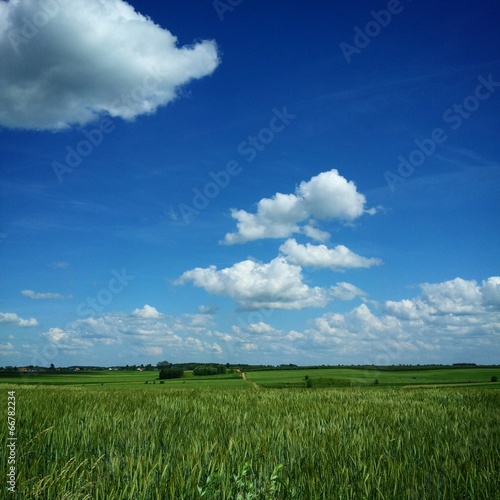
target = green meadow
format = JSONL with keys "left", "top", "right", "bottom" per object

{"left": 2, "top": 367, "right": 500, "bottom": 498}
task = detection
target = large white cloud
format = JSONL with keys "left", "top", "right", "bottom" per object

{"left": 280, "top": 238, "right": 382, "bottom": 270}
{"left": 223, "top": 170, "right": 372, "bottom": 244}
{"left": 176, "top": 257, "right": 366, "bottom": 310}
{"left": 0, "top": 0, "right": 219, "bottom": 130}
{"left": 176, "top": 257, "right": 330, "bottom": 310}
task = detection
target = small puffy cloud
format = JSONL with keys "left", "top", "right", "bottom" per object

{"left": 21, "top": 290, "right": 72, "bottom": 300}
{"left": 0, "top": 0, "right": 219, "bottom": 130}
{"left": 247, "top": 322, "right": 277, "bottom": 334}
{"left": 176, "top": 257, "right": 331, "bottom": 310}
{"left": 223, "top": 170, "right": 371, "bottom": 244}
{"left": 330, "top": 282, "right": 367, "bottom": 301}
{"left": 0, "top": 312, "right": 38, "bottom": 327}
{"left": 280, "top": 238, "right": 382, "bottom": 270}
{"left": 132, "top": 305, "right": 161, "bottom": 319}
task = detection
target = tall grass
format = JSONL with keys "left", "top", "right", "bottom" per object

{"left": 2, "top": 385, "right": 499, "bottom": 499}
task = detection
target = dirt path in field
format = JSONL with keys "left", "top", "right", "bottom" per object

{"left": 241, "top": 371, "right": 259, "bottom": 390}
{"left": 403, "top": 381, "right": 500, "bottom": 389}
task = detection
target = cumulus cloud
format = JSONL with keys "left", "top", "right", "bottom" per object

{"left": 480, "top": 277, "right": 500, "bottom": 308}
{"left": 0, "top": 312, "right": 38, "bottom": 327}
{"left": 301, "top": 277, "right": 500, "bottom": 364}
{"left": 176, "top": 257, "right": 332, "bottom": 310}
{"left": 223, "top": 170, "right": 372, "bottom": 244}
{"left": 21, "top": 289, "right": 72, "bottom": 300}
{"left": 0, "top": 0, "right": 219, "bottom": 130}
{"left": 131, "top": 304, "right": 161, "bottom": 319}
{"left": 280, "top": 238, "right": 382, "bottom": 270}
{"left": 176, "top": 256, "right": 367, "bottom": 310}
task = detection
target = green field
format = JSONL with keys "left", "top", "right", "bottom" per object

{"left": 3, "top": 366, "right": 499, "bottom": 390}
{"left": 0, "top": 370, "right": 248, "bottom": 390}
{"left": 245, "top": 367, "right": 500, "bottom": 388}
{"left": 2, "top": 368, "right": 499, "bottom": 498}
{"left": 2, "top": 383, "right": 500, "bottom": 499}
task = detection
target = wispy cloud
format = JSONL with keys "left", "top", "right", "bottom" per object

{"left": 21, "top": 290, "right": 72, "bottom": 300}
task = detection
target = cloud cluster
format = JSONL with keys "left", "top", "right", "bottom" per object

{"left": 177, "top": 170, "right": 380, "bottom": 310}
{"left": 34, "top": 276, "right": 499, "bottom": 364}
{"left": 0, "top": 0, "right": 219, "bottom": 130}
{"left": 43, "top": 305, "right": 222, "bottom": 356}
{"left": 223, "top": 170, "right": 372, "bottom": 244}
{"left": 0, "top": 312, "right": 38, "bottom": 327}
{"left": 303, "top": 276, "right": 500, "bottom": 364}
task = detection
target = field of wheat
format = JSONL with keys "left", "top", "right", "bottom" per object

{"left": 2, "top": 384, "right": 499, "bottom": 499}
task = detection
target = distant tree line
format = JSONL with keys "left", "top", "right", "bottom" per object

{"left": 193, "top": 364, "right": 227, "bottom": 376}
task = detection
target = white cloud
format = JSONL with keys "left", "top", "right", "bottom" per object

{"left": 280, "top": 238, "right": 382, "bottom": 270}
{"left": 43, "top": 327, "right": 93, "bottom": 350}
{"left": 21, "top": 290, "right": 72, "bottom": 300}
{"left": 0, "top": 312, "right": 38, "bottom": 327}
{"left": 43, "top": 307, "right": 226, "bottom": 357}
{"left": 0, "top": 342, "right": 15, "bottom": 356}
{"left": 247, "top": 322, "right": 277, "bottom": 334}
{"left": 481, "top": 276, "right": 500, "bottom": 308}
{"left": 299, "top": 276, "right": 500, "bottom": 364}
{"left": 0, "top": 0, "right": 219, "bottom": 130}
{"left": 223, "top": 170, "right": 371, "bottom": 244}
{"left": 176, "top": 257, "right": 331, "bottom": 310}
{"left": 330, "top": 282, "right": 367, "bottom": 301}
{"left": 419, "top": 278, "right": 483, "bottom": 315}
{"left": 132, "top": 305, "right": 161, "bottom": 319}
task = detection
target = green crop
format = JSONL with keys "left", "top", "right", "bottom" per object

{"left": 2, "top": 385, "right": 499, "bottom": 499}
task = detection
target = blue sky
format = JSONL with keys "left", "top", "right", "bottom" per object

{"left": 1, "top": 0, "right": 499, "bottom": 367}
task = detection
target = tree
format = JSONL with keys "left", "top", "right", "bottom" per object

{"left": 159, "top": 367, "right": 184, "bottom": 380}
{"left": 157, "top": 360, "right": 172, "bottom": 369}
{"left": 492, "top": 376, "right": 498, "bottom": 383}
{"left": 49, "top": 363, "right": 55, "bottom": 370}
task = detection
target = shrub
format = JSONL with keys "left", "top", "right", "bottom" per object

{"left": 492, "top": 376, "right": 498, "bottom": 383}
